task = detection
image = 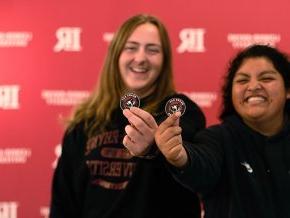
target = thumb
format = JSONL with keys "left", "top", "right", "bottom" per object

{"left": 173, "top": 111, "right": 181, "bottom": 126}
{"left": 158, "top": 112, "right": 181, "bottom": 135}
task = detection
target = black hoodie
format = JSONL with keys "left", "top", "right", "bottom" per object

{"left": 49, "top": 93, "right": 206, "bottom": 218}
{"left": 172, "top": 115, "right": 290, "bottom": 218}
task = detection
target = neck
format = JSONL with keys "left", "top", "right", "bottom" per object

{"left": 134, "top": 85, "right": 157, "bottom": 99}
{"left": 243, "top": 114, "right": 285, "bottom": 137}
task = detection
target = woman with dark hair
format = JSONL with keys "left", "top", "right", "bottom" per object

{"left": 49, "top": 14, "right": 205, "bottom": 218}
{"left": 155, "top": 44, "right": 290, "bottom": 218}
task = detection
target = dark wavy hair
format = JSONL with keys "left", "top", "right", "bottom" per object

{"left": 219, "top": 44, "right": 290, "bottom": 121}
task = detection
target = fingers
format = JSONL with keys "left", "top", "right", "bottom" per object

{"left": 130, "top": 107, "right": 158, "bottom": 129}
{"left": 155, "top": 128, "right": 188, "bottom": 167}
{"left": 123, "top": 134, "right": 150, "bottom": 156}
{"left": 156, "top": 125, "right": 182, "bottom": 144}
{"left": 123, "top": 107, "right": 157, "bottom": 141}
{"left": 155, "top": 126, "right": 182, "bottom": 155}
{"left": 157, "top": 112, "right": 181, "bottom": 135}
{"left": 123, "top": 108, "right": 157, "bottom": 154}
{"left": 124, "top": 122, "right": 155, "bottom": 150}
{"left": 154, "top": 112, "right": 189, "bottom": 167}
{"left": 123, "top": 135, "right": 135, "bottom": 156}
{"left": 122, "top": 107, "right": 182, "bottom": 161}
{"left": 124, "top": 124, "right": 142, "bottom": 143}
{"left": 123, "top": 107, "right": 158, "bottom": 129}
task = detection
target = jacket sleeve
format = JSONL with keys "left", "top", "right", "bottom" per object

{"left": 170, "top": 125, "right": 224, "bottom": 195}
{"left": 49, "top": 125, "right": 87, "bottom": 218}
{"left": 163, "top": 93, "right": 223, "bottom": 193}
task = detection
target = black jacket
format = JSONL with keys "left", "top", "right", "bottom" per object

{"left": 172, "top": 115, "right": 290, "bottom": 218}
{"left": 49, "top": 93, "right": 206, "bottom": 218}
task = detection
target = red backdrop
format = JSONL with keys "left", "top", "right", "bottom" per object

{"left": 1, "top": 0, "right": 289, "bottom": 217}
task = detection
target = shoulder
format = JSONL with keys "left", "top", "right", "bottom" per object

{"left": 195, "top": 119, "right": 238, "bottom": 145}
{"left": 199, "top": 124, "right": 223, "bottom": 138}
{"left": 61, "top": 121, "right": 87, "bottom": 155}
{"left": 64, "top": 121, "right": 86, "bottom": 140}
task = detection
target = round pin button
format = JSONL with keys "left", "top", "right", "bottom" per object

{"left": 165, "top": 98, "right": 186, "bottom": 116}
{"left": 120, "top": 93, "right": 140, "bottom": 110}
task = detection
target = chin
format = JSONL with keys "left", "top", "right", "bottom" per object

{"left": 127, "top": 84, "right": 146, "bottom": 91}
{"left": 126, "top": 87, "right": 142, "bottom": 92}
{"left": 245, "top": 114, "right": 266, "bottom": 121}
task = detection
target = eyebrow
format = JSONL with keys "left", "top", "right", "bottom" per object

{"left": 125, "top": 41, "right": 161, "bottom": 47}
{"left": 235, "top": 70, "right": 278, "bottom": 77}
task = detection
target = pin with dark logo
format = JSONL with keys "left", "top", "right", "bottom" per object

{"left": 165, "top": 98, "right": 186, "bottom": 116}
{"left": 120, "top": 93, "right": 140, "bottom": 110}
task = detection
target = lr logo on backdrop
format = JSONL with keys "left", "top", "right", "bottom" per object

{"left": 0, "top": 85, "right": 20, "bottom": 110}
{"left": 54, "top": 27, "right": 82, "bottom": 52}
{"left": 0, "top": 202, "right": 18, "bottom": 218}
{"left": 177, "top": 28, "right": 206, "bottom": 53}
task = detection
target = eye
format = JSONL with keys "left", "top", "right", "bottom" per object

{"left": 260, "top": 77, "right": 275, "bottom": 82}
{"left": 146, "top": 46, "right": 161, "bottom": 54}
{"left": 123, "top": 46, "right": 137, "bottom": 52}
{"left": 148, "top": 48, "right": 160, "bottom": 53}
{"left": 234, "top": 78, "right": 249, "bottom": 84}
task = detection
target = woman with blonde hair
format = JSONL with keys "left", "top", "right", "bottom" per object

{"left": 49, "top": 14, "right": 205, "bottom": 218}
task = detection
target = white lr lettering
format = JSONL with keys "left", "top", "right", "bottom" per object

{"left": 0, "top": 202, "right": 18, "bottom": 218}
{"left": 54, "top": 27, "right": 82, "bottom": 52}
{"left": 103, "top": 32, "right": 114, "bottom": 43}
{"left": 0, "top": 85, "right": 20, "bottom": 109}
{"left": 40, "top": 206, "right": 49, "bottom": 218}
{"left": 177, "top": 28, "right": 205, "bottom": 53}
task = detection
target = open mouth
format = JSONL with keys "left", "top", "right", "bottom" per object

{"left": 244, "top": 96, "right": 267, "bottom": 104}
{"left": 130, "top": 66, "right": 149, "bottom": 73}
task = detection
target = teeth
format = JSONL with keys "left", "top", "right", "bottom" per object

{"left": 247, "top": 96, "right": 265, "bottom": 103}
{"left": 130, "top": 66, "right": 148, "bottom": 73}
{"left": 132, "top": 68, "right": 147, "bottom": 73}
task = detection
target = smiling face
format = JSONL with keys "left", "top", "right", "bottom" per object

{"left": 118, "top": 23, "right": 163, "bottom": 97}
{"left": 232, "top": 57, "right": 290, "bottom": 135}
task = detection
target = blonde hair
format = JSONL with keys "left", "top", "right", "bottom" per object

{"left": 68, "top": 14, "right": 175, "bottom": 136}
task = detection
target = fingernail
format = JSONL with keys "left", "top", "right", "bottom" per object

{"left": 175, "top": 111, "right": 181, "bottom": 117}
{"left": 123, "top": 109, "right": 129, "bottom": 116}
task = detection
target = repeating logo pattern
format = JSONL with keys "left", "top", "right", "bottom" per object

{"left": 0, "top": 3, "right": 288, "bottom": 217}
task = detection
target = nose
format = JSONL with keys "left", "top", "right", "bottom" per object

{"left": 247, "top": 79, "right": 262, "bottom": 91}
{"left": 134, "top": 48, "right": 147, "bottom": 63}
